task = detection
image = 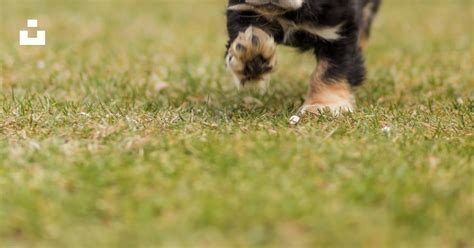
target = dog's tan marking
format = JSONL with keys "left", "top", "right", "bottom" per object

{"left": 358, "top": 32, "right": 368, "bottom": 51}
{"left": 301, "top": 60, "right": 355, "bottom": 115}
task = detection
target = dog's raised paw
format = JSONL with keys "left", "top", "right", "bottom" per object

{"left": 226, "top": 26, "right": 277, "bottom": 87}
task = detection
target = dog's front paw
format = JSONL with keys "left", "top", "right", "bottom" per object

{"left": 226, "top": 26, "right": 277, "bottom": 88}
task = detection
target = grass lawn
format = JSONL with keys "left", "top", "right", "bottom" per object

{"left": 1, "top": 0, "right": 473, "bottom": 247}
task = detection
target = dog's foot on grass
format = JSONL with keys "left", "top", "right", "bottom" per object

{"left": 300, "top": 101, "right": 355, "bottom": 116}
{"left": 226, "top": 26, "right": 277, "bottom": 89}
{"left": 300, "top": 83, "right": 356, "bottom": 116}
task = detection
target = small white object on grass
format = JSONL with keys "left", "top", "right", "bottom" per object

{"left": 382, "top": 125, "right": 391, "bottom": 134}
{"left": 289, "top": 115, "right": 301, "bottom": 125}
{"left": 37, "top": 60, "right": 45, "bottom": 69}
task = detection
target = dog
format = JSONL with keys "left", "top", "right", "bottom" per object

{"left": 225, "top": 0, "right": 381, "bottom": 114}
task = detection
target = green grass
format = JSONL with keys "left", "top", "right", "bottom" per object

{"left": 1, "top": 0, "right": 473, "bottom": 247}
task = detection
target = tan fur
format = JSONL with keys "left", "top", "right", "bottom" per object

{"left": 302, "top": 60, "right": 355, "bottom": 115}
{"left": 358, "top": 33, "right": 368, "bottom": 51}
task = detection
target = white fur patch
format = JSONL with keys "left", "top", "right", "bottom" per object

{"left": 226, "top": 53, "right": 244, "bottom": 88}
{"left": 228, "top": 4, "right": 258, "bottom": 12}
{"left": 238, "top": 0, "right": 304, "bottom": 10}
{"left": 277, "top": 18, "right": 344, "bottom": 43}
{"left": 300, "top": 91, "right": 355, "bottom": 115}
{"left": 300, "top": 23, "right": 344, "bottom": 41}
{"left": 301, "top": 101, "right": 354, "bottom": 116}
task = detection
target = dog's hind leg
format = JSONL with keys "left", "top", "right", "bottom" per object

{"left": 301, "top": 37, "right": 366, "bottom": 115}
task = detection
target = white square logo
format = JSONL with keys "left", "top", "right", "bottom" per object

{"left": 19, "top": 19, "right": 46, "bottom": 46}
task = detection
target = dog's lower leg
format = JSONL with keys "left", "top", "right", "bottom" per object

{"left": 301, "top": 60, "right": 355, "bottom": 115}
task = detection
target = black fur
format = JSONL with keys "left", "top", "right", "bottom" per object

{"left": 226, "top": 0, "right": 381, "bottom": 87}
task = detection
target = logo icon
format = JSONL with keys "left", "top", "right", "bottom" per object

{"left": 19, "top": 19, "right": 46, "bottom": 46}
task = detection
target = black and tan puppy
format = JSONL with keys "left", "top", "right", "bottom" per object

{"left": 226, "top": 0, "right": 381, "bottom": 114}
